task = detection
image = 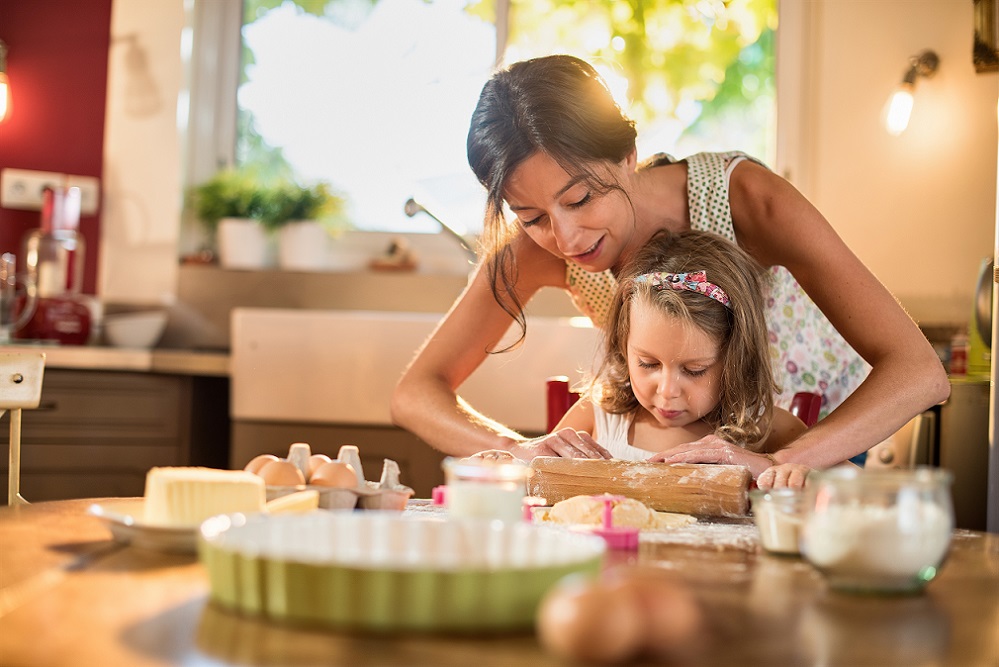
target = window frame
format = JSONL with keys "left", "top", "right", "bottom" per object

{"left": 184, "top": 0, "right": 806, "bottom": 238}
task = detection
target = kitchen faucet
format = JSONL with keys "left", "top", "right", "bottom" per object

{"left": 403, "top": 198, "right": 477, "bottom": 262}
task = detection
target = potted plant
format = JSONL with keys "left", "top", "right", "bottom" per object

{"left": 260, "top": 180, "right": 345, "bottom": 271}
{"left": 190, "top": 169, "right": 271, "bottom": 269}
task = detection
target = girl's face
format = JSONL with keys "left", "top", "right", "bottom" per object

{"left": 626, "top": 299, "right": 724, "bottom": 428}
{"left": 503, "top": 151, "right": 637, "bottom": 273}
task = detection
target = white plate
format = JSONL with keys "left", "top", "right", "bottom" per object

{"left": 87, "top": 499, "right": 199, "bottom": 554}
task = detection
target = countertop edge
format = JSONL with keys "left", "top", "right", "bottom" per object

{"left": 0, "top": 345, "right": 231, "bottom": 377}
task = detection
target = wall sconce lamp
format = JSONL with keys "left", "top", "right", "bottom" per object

{"left": 884, "top": 49, "right": 940, "bottom": 136}
{"left": 0, "top": 39, "right": 10, "bottom": 123}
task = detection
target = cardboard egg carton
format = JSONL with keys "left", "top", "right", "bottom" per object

{"left": 265, "top": 444, "right": 414, "bottom": 511}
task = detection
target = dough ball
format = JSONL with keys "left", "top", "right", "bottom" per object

{"left": 547, "top": 494, "right": 657, "bottom": 529}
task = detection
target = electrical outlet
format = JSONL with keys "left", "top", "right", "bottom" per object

{"left": 1, "top": 168, "right": 64, "bottom": 210}
{"left": 65, "top": 175, "right": 100, "bottom": 215}
{"left": 0, "top": 168, "right": 101, "bottom": 215}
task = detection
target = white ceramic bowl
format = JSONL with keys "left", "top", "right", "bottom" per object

{"left": 104, "top": 310, "right": 168, "bottom": 348}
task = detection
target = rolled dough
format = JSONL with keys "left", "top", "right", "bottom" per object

{"left": 539, "top": 493, "right": 697, "bottom": 530}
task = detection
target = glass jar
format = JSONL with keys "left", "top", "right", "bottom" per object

{"left": 750, "top": 487, "right": 806, "bottom": 555}
{"left": 800, "top": 467, "right": 954, "bottom": 594}
{"left": 442, "top": 457, "right": 529, "bottom": 522}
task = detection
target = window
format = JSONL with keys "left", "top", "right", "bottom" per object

{"left": 184, "top": 0, "right": 778, "bottom": 239}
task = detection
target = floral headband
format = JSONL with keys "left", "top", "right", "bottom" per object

{"left": 633, "top": 270, "right": 731, "bottom": 308}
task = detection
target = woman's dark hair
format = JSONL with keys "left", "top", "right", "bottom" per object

{"left": 467, "top": 55, "right": 637, "bottom": 346}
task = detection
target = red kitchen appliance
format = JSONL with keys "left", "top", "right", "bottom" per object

{"left": 15, "top": 186, "right": 92, "bottom": 345}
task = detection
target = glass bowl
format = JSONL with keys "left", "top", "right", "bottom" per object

{"left": 799, "top": 467, "right": 954, "bottom": 594}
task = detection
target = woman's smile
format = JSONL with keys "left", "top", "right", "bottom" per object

{"left": 566, "top": 237, "right": 605, "bottom": 264}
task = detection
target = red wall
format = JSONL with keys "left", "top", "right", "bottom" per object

{"left": 0, "top": 0, "right": 113, "bottom": 295}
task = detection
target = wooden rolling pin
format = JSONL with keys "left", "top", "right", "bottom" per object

{"left": 528, "top": 458, "right": 751, "bottom": 518}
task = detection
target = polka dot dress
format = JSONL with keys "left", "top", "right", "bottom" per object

{"left": 564, "top": 151, "right": 870, "bottom": 416}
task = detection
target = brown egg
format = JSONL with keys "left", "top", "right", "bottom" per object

{"left": 244, "top": 453, "right": 280, "bottom": 475}
{"left": 307, "top": 454, "right": 333, "bottom": 481}
{"left": 536, "top": 574, "right": 645, "bottom": 663}
{"left": 606, "top": 568, "right": 703, "bottom": 659}
{"left": 309, "top": 461, "right": 358, "bottom": 488}
{"left": 257, "top": 459, "right": 306, "bottom": 487}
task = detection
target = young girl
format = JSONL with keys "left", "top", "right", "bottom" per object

{"left": 553, "top": 229, "right": 807, "bottom": 467}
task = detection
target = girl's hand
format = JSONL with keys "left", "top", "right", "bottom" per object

{"left": 646, "top": 434, "right": 774, "bottom": 478}
{"left": 757, "top": 463, "right": 811, "bottom": 490}
{"left": 509, "top": 428, "right": 613, "bottom": 461}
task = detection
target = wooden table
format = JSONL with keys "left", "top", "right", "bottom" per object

{"left": 1, "top": 499, "right": 997, "bottom": 666}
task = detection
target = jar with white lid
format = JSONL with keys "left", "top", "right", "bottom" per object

{"left": 800, "top": 467, "right": 954, "bottom": 593}
{"left": 442, "top": 457, "right": 529, "bottom": 522}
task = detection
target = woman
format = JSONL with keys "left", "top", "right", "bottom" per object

{"left": 390, "top": 55, "right": 949, "bottom": 489}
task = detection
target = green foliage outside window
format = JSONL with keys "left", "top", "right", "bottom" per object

{"left": 235, "top": 0, "right": 775, "bottom": 218}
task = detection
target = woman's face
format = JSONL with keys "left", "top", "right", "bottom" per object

{"left": 626, "top": 299, "right": 724, "bottom": 428}
{"left": 503, "top": 152, "right": 637, "bottom": 273}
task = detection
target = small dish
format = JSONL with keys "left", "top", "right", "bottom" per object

{"left": 88, "top": 499, "right": 199, "bottom": 554}
{"left": 750, "top": 487, "right": 805, "bottom": 555}
{"left": 103, "top": 310, "right": 168, "bottom": 348}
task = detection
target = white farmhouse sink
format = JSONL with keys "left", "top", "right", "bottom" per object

{"left": 230, "top": 308, "right": 600, "bottom": 433}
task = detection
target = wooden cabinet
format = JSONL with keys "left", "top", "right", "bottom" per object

{"left": 1, "top": 369, "right": 229, "bottom": 503}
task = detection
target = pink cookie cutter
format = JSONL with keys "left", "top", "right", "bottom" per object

{"left": 582, "top": 494, "right": 639, "bottom": 551}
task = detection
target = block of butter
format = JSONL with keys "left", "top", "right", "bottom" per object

{"left": 144, "top": 467, "right": 266, "bottom": 526}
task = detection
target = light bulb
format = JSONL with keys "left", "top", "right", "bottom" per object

{"left": 884, "top": 85, "right": 914, "bottom": 136}
{"left": 0, "top": 72, "right": 7, "bottom": 122}
{"left": 0, "top": 40, "right": 7, "bottom": 123}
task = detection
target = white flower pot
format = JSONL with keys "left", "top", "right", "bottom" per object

{"left": 277, "top": 220, "right": 329, "bottom": 271}
{"left": 218, "top": 218, "right": 271, "bottom": 269}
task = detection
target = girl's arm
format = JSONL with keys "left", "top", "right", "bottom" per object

{"left": 391, "top": 230, "right": 609, "bottom": 460}
{"left": 727, "top": 160, "right": 950, "bottom": 468}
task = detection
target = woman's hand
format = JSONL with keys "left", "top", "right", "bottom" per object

{"left": 757, "top": 463, "right": 811, "bottom": 490}
{"left": 465, "top": 449, "right": 520, "bottom": 462}
{"left": 646, "top": 434, "right": 775, "bottom": 478}
{"left": 508, "top": 428, "right": 613, "bottom": 462}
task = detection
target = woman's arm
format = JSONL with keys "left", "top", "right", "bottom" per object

{"left": 391, "top": 231, "right": 592, "bottom": 458}
{"left": 762, "top": 408, "right": 808, "bottom": 453}
{"left": 727, "top": 160, "right": 950, "bottom": 468}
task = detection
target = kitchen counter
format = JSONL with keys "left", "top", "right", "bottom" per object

{"left": 1, "top": 498, "right": 997, "bottom": 666}
{"left": 0, "top": 347, "right": 232, "bottom": 501}
{"left": 0, "top": 344, "right": 230, "bottom": 377}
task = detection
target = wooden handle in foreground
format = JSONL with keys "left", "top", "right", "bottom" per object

{"left": 527, "top": 458, "right": 751, "bottom": 518}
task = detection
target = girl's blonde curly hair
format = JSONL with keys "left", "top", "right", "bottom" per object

{"left": 593, "top": 229, "right": 778, "bottom": 450}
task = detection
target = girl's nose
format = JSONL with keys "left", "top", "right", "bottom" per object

{"left": 657, "top": 371, "right": 682, "bottom": 398}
